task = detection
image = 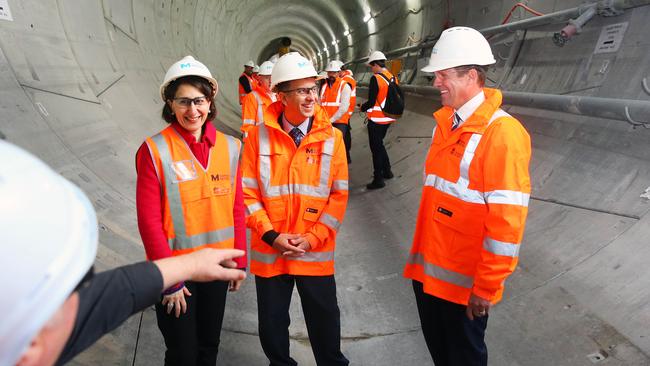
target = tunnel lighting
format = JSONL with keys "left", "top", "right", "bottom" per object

{"left": 331, "top": 39, "right": 339, "bottom": 45}
{"left": 323, "top": 46, "right": 327, "bottom": 51}
{"left": 363, "top": 13, "right": 372, "bottom": 22}
{"left": 343, "top": 29, "right": 350, "bottom": 36}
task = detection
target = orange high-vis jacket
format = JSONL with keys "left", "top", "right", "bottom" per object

{"left": 341, "top": 71, "right": 357, "bottom": 118}
{"left": 319, "top": 77, "right": 351, "bottom": 124}
{"left": 241, "top": 86, "right": 275, "bottom": 136}
{"left": 239, "top": 73, "right": 255, "bottom": 105}
{"left": 145, "top": 125, "right": 241, "bottom": 256}
{"left": 403, "top": 88, "right": 531, "bottom": 305}
{"left": 366, "top": 70, "right": 397, "bottom": 124}
{"left": 241, "top": 102, "right": 349, "bottom": 277}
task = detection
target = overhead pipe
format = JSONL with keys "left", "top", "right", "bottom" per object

{"left": 358, "top": 84, "right": 650, "bottom": 129}
{"left": 347, "top": 0, "right": 650, "bottom": 66}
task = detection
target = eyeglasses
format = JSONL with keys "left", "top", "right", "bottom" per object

{"left": 282, "top": 86, "right": 319, "bottom": 96}
{"left": 173, "top": 96, "right": 208, "bottom": 107}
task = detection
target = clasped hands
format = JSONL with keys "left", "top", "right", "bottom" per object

{"left": 272, "top": 233, "right": 311, "bottom": 257}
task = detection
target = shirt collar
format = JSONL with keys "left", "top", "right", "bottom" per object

{"left": 171, "top": 121, "right": 216, "bottom": 146}
{"left": 454, "top": 90, "right": 485, "bottom": 126}
{"left": 282, "top": 113, "right": 310, "bottom": 136}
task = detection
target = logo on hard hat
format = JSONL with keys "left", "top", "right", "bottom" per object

{"left": 297, "top": 61, "right": 308, "bottom": 68}
{"left": 180, "top": 63, "right": 191, "bottom": 69}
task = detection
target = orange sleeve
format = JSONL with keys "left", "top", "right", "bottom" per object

{"left": 241, "top": 93, "right": 258, "bottom": 134}
{"left": 240, "top": 128, "right": 274, "bottom": 237}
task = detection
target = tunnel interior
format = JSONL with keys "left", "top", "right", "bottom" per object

{"left": 1, "top": 0, "right": 650, "bottom": 365}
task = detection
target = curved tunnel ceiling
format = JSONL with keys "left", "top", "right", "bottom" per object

{"left": 1, "top": 0, "right": 650, "bottom": 365}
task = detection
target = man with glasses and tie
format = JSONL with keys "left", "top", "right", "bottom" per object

{"left": 404, "top": 27, "right": 531, "bottom": 366}
{"left": 241, "top": 52, "right": 349, "bottom": 366}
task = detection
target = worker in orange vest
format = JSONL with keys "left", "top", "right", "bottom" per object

{"left": 241, "top": 61, "right": 276, "bottom": 137}
{"left": 238, "top": 60, "right": 256, "bottom": 105}
{"left": 404, "top": 27, "right": 532, "bottom": 366}
{"left": 251, "top": 64, "right": 260, "bottom": 89}
{"left": 241, "top": 52, "right": 349, "bottom": 366}
{"left": 360, "top": 51, "right": 397, "bottom": 190}
{"left": 320, "top": 61, "right": 352, "bottom": 163}
{"left": 339, "top": 62, "right": 357, "bottom": 125}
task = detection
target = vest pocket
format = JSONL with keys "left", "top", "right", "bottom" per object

{"left": 302, "top": 199, "right": 327, "bottom": 222}
{"left": 432, "top": 193, "right": 487, "bottom": 238}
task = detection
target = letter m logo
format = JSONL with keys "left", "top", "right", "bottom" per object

{"left": 180, "top": 63, "right": 191, "bottom": 69}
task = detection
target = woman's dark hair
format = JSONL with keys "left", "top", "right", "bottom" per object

{"left": 161, "top": 75, "right": 217, "bottom": 123}
{"left": 370, "top": 60, "right": 386, "bottom": 68}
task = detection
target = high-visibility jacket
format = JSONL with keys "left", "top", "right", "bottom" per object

{"left": 341, "top": 71, "right": 357, "bottom": 118}
{"left": 241, "top": 86, "right": 275, "bottom": 135}
{"left": 239, "top": 73, "right": 255, "bottom": 105}
{"left": 403, "top": 88, "right": 531, "bottom": 305}
{"left": 242, "top": 102, "right": 349, "bottom": 277}
{"left": 366, "top": 70, "right": 397, "bottom": 124}
{"left": 145, "top": 125, "right": 241, "bottom": 256}
{"left": 319, "top": 77, "right": 351, "bottom": 124}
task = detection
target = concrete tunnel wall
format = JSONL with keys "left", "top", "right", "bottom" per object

{"left": 1, "top": 0, "right": 650, "bottom": 365}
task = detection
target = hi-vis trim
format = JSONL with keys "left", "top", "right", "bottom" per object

{"left": 424, "top": 109, "right": 528, "bottom": 206}
{"left": 150, "top": 132, "right": 237, "bottom": 251}
{"left": 319, "top": 212, "right": 341, "bottom": 231}
{"left": 251, "top": 249, "right": 335, "bottom": 264}
{"left": 257, "top": 123, "right": 336, "bottom": 199}
{"left": 484, "top": 237, "right": 520, "bottom": 257}
{"left": 252, "top": 91, "right": 264, "bottom": 124}
{"left": 484, "top": 190, "right": 530, "bottom": 207}
{"left": 332, "top": 180, "right": 348, "bottom": 191}
{"left": 242, "top": 177, "right": 259, "bottom": 189}
{"left": 243, "top": 119, "right": 256, "bottom": 126}
{"left": 246, "top": 202, "right": 263, "bottom": 215}
{"left": 407, "top": 252, "right": 474, "bottom": 289}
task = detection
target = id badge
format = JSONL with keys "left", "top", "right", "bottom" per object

{"left": 170, "top": 160, "right": 197, "bottom": 183}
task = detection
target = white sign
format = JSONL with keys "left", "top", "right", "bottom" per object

{"left": 0, "top": 0, "right": 13, "bottom": 21}
{"left": 594, "top": 22, "right": 628, "bottom": 54}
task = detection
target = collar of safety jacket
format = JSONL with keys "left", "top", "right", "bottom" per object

{"left": 263, "top": 101, "right": 334, "bottom": 143}
{"left": 432, "top": 87, "right": 503, "bottom": 140}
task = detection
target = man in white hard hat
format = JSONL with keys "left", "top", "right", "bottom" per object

{"left": 0, "top": 140, "right": 246, "bottom": 366}
{"left": 360, "top": 50, "right": 397, "bottom": 189}
{"left": 239, "top": 60, "right": 256, "bottom": 105}
{"left": 403, "top": 26, "right": 531, "bottom": 366}
{"left": 241, "top": 61, "right": 276, "bottom": 137}
{"left": 320, "top": 60, "right": 353, "bottom": 163}
{"left": 241, "top": 52, "right": 349, "bottom": 366}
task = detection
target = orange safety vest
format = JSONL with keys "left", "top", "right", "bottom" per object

{"left": 366, "top": 70, "right": 397, "bottom": 124}
{"left": 403, "top": 88, "right": 531, "bottom": 305}
{"left": 242, "top": 102, "right": 349, "bottom": 277}
{"left": 145, "top": 126, "right": 241, "bottom": 256}
{"left": 239, "top": 72, "right": 255, "bottom": 105}
{"left": 319, "top": 77, "right": 351, "bottom": 124}
{"left": 241, "top": 86, "right": 275, "bottom": 136}
{"left": 341, "top": 72, "right": 357, "bottom": 118}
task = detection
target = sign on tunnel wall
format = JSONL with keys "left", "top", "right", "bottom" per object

{"left": 594, "top": 22, "right": 628, "bottom": 54}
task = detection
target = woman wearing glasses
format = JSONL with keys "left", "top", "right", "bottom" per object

{"left": 135, "top": 56, "right": 246, "bottom": 366}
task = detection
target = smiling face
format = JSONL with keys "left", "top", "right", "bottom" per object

{"left": 168, "top": 83, "right": 211, "bottom": 140}
{"left": 433, "top": 67, "right": 479, "bottom": 110}
{"left": 278, "top": 77, "right": 318, "bottom": 123}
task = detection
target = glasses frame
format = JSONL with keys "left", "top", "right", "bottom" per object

{"left": 281, "top": 86, "right": 319, "bottom": 96}
{"left": 172, "top": 96, "right": 209, "bottom": 107}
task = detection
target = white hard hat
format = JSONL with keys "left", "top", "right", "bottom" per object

{"left": 258, "top": 61, "right": 275, "bottom": 76}
{"left": 270, "top": 52, "right": 318, "bottom": 91}
{"left": 0, "top": 141, "right": 98, "bottom": 366}
{"left": 160, "top": 55, "right": 218, "bottom": 101}
{"left": 367, "top": 51, "right": 387, "bottom": 65}
{"left": 332, "top": 60, "right": 344, "bottom": 69}
{"left": 252, "top": 65, "right": 260, "bottom": 73}
{"left": 244, "top": 60, "right": 255, "bottom": 68}
{"left": 325, "top": 61, "right": 341, "bottom": 72}
{"left": 421, "top": 26, "right": 496, "bottom": 73}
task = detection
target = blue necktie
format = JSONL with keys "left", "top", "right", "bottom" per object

{"left": 289, "top": 127, "right": 304, "bottom": 147}
{"left": 452, "top": 113, "right": 462, "bottom": 131}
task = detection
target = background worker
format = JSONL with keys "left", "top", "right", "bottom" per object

{"left": 320, "top": 60, "right": 352, "bottom": 163}
{"left": 239, "top": 60, "right": 256, "bottom": 105}
{"left": 251, "top": 64, "right": 260, "bottom": 89}
{"left": 360, "top": 51, "right": 397, "bottom": 190}
{"left": 338, "top": 62, "right": 357, "bottom": 134}
{"left": 241, "top": 52, "right": 349, "bottom": 366}
{"left": 403, "top": 26, "right": 532, "bottom": 366}
{"left": 136, "top": 55, "right": 246, "bottom": 365}
{"left": 0, "top": 139, "right": 246, "bottom": 366}
{"left": 241, "top": 61, "right": 276, "bottom": 137}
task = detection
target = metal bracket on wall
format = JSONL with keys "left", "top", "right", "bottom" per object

{"left": 624, "top": 106, "right": 650, "bottom": 129}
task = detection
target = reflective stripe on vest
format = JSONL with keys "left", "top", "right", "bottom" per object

{"left": 257, "top": 123, "right": 335, "bottom": 199}
{"left": 150, "top": 132, "right": 239, "bottom": 251}
{"left": 251, "top": 249, "right": 335, "bottom": 264}
{"left": 407, "top": 252, "right": 474, "bottom": 289}
{"left": 423, "top": 109, "right": 525, "bottom": 257}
